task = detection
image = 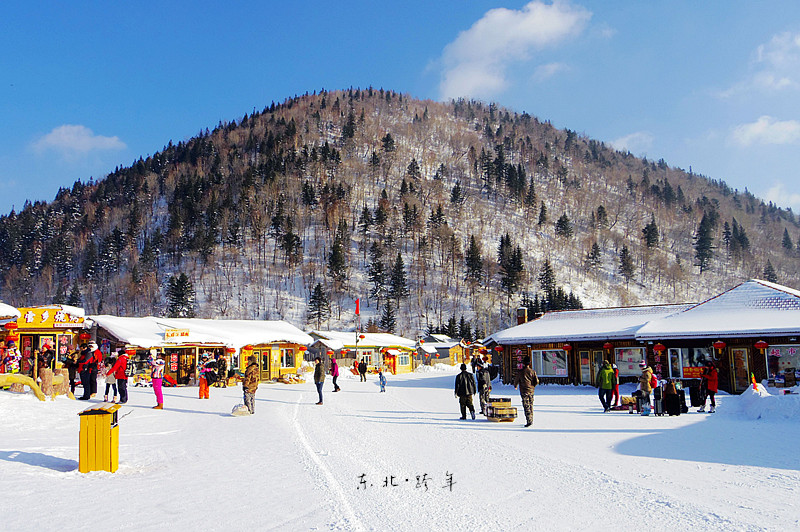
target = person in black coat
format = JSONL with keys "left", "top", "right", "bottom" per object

{"left": 358, "top": 360, "right": 367, "bottom": 382}
{"left": 77, "top": 346, "right": 93, "bottom": 400}
{"left": 454, "top": 364, "right": 477, "bottom": 420}
{"left": 63, "top": 350, "right": 80, "bottom": 394}
{"left": 476, "top": 362, "right": 492, "bottom": 415}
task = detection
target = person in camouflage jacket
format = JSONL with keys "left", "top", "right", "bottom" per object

{"left": 243, "top": 355, "right": 259, "bottom": 414}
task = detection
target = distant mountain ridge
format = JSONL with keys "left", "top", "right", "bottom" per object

{"left": 1, "top": 88, "right": 798, "bottom": 338}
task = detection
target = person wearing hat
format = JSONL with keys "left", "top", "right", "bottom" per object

{"left": 637, "top": 360, "right": 654, "bottom": 409}
{"left": 149, "top": 351, "right": 166, "bottom": 409}
{"left": 77, "top": 344, "right": 95, "bottom": 400}
{"left": 313, "top": 357, "right": 325, "bottom": 405}
{"left": 454, "top": 363, "right": 477, "bottom": 420}
{"left": 198, "top": 353, "right": 217, "bottom": 399}
{"left": 597, "top": 360, "right": 615, "bottom": 412}
{"left": 243, "top": 355, "right": 259, "bottom": 414}
{"left": 476, "top": 360, "right": 492, "bottom": 415}
{"left": 514, "top": 356, "right": 539, "bottom": 427}
{"left": 698, "top": 361, "right": 718, "bottom": 413}
{"left": 87, "top": 342, "right": 103, "bottom": 398}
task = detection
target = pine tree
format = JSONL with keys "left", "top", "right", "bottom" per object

{"left": 782, "top": 228, "right": 794, "bottom": 253}
{"left": 450, "top": 181, "right": 464, "bottom": 204}
{"left": 537, "top": 202, "right": 548, "bottom": 226}
{"left": 465, "top": 235, "right": 483, "bottom": 286}
{"left": 167, "top": 273, "right": 195, "bottom": 317}
{"left": 388, "top": 253, "right": 409, "bottom": 303}
{"left": 694, "top": 213, "right": 715, "bottom": 273}
{"left": 642, "top": 215, "right": 659, "bottom": 248}
{"left": 307, "top": 283, "right": 331, "bottom": 329}
{"left": 618, "top": 245, "right": 636, "bottom": 288}
{"left": 381, "top": 133, "right": 395, "bottom": 152}
{"left": 555, "top": 213, "right": 574, "bottom": 238}
{"left": 367, "top": 242, "right": 387, "bottom": 304}
{"left": 538, "top": 259, "right": 556, "bottom": 297}
{"left": 586, "top": 242, "right": 602, "bottom": 271}
{"left": 67, "top": 281, "right": 82, "bottom": 307}
{"left": 327, "top": 237, "right": 347, "bottom": 285}
{"left": 596, "top": 205, "right": 608, "bottom": 228}
{"left": 763, "top": 260, "right": 778, "bottom": 283}
{"left": 379, "top": 300, "right": 396, "bottom": 333}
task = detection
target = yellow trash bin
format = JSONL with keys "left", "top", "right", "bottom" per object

{"left": 78, "top": 402, "right": 122, "bottom": 473}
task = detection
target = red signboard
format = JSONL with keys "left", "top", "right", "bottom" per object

{"left": 170, "top": 362, "right": 178, "bottom": 371}
{"left": 683, "top": 366, "right": 704, "bottom": 379}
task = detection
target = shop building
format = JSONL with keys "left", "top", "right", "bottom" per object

{"left": 90, "top": 315, "right": 312, "bottom": 384}
{"left": 3, "top": 305, "right": 86, "bottom": 374}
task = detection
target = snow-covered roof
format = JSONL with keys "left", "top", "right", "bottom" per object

{"left": 0, "top": 302, "right": 20, "bottom": 320}
{"left": 418, "top": 344, "right": 438, "bottom": 354}
{"left": 313, "top": 338, "right": 345, "bottom": 351}
{"left": 91, "top": 316, "right": 313, "bottom": 349}
{"left": 636, "top": 279, "right": 800, "bottom": 340}
{"left": 488, "top": 303, "right": 694, "bottom": 345}
{"left": 310, "top": 330, "right": 416, "bottom": 348}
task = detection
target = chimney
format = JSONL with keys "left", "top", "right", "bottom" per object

{"left": 516, "top": 307, "right": 528, "bottom": 325}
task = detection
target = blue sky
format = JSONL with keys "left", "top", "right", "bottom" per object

{"left": 3, "top": 1, "right": 800, "bottom": 215}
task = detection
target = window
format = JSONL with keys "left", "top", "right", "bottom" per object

{"left": 767, "top": 345, "right": 800, "bottom": 377}
{"left": 281, "top": 348, "right": 295, "bottom": 368}
{"left": 399, "top": 354, "right": 410, "bottom": 366}
{"left": 666, "top": 348, "right": 712, "bottom": 379}
{"left": 615, "top": 347, "right": 646, "bottom": 376}
{"left": 532, "top": 350, "right": 568, "bottom": 376}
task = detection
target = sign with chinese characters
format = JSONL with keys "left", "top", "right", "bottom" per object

{"left": 164, "top": 328, "right": 190, "bottom": 341}
{"left": 170, "top": 362, "right": 178, "bottom": 371}
{"left": 16, "top": 307, "right": 84, "bottom": 329}
{"left": 683, "top": 366, "right": 704, "bottom": 379}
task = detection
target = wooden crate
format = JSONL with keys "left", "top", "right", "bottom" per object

{"left": 486, "top": 405, "right": 517, "bottom": 422}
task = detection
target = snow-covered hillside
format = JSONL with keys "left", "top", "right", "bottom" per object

{"left": 2, "top": 368, "right": 799, "bottom": 531}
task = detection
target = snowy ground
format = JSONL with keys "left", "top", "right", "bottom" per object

{"left": 2, "top": 366, "right": 800, "bottom": 532}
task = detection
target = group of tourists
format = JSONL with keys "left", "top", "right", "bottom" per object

{"left": 313, "top": 356, "right": 387, "bottom": 405}
{"left": 596, "top": 358, "right": 719, "bottom": 415}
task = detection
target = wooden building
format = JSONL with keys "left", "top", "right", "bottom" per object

{"left": 5, "top": 305, "right": 86, "bottom": 373}
{"left": 486, "top": 279, "right": 800, "bottom": 394}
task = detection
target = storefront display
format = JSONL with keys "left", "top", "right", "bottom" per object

{"left": 667, "top": 347, "right": 713, "bottom": 379}
{"left": 615, "top": 347, "right": 645, "bottom": 376}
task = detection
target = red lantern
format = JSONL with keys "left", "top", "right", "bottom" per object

{"left": 3, "top": 322, "right": 18, "bottom": 330}
{"left": 299, "top": 345, "right": 308, "bottom": 352}
{"left": 243, "top": 345, "right": 254, "bottom": 350}
{"left": 326, "top": 350, "right": 334, "bottom": 356}
{"left": 125, "top": 348, "right": 137, "bottom": 356}
{"left": 603, "top": 342, "right": 613, "bottom": 350}
{"left": 435, "top": 353, "right": 440, "bottom": 358}
{"left": 6, "top": 334, "right": 19, "bottom": 342}
{"left": 754, "top": 340, "right": 769, "bottom": 351}
{"left": 226, "top": 347, "right": 236, "bottom": 354}
{"left": 563, "top": 343, "right": 572, "bottom": 352}
{"left": 713, "top": 340, "right": 727, "bottom": 351}
{"left": 494, "top": 346, "right": 503, "bottom": 353}
{"left": 653, "top": 343, "right": 666, "bottom": 353}
{"left": 359, "top": 334, "right": 365, "bottom": 340}
{"left": 78, "top": 331, "right": 92, "bottom": 341}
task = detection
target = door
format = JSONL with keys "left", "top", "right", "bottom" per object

{"left": 730, "top": 347, "right": 750, "bottom": 392}
{"left": 259, "top": 350, "right": 271, "bottom": 380}
{"left": 579, "top": 350, "right": 591, "bottom": 384}
{"left": 592, "top": 350, "right": 605, "bottom": 385}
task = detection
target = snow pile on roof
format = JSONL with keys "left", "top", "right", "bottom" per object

{"left": 738, "top": 383, "right": 800, "bottom": 422}
{"left": 488, "top": 304, "right": 692, "bottom": 344}
{"left": 310, "top": 330, "right": 416, "bottom": 348}
{"left": 91, "top": 315, "right": 312, "bottom": 349}
{"left": 637, "top": 279, "right": 800, "bottom": 339}
{"left": 0, "top": 302, "right": 20, "bottom": 320}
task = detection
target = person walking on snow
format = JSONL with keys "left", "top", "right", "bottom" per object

{"left": 330, "top": 357, "right": 341, "bottom": 392}
{"left": 476, "top": 361, "right": 492, "bottom": 415}
{"left": 314, "top": 357, "right": 325, "bottom": 405}
{"left": 454, "top": 363, "right": 477, "bottom": 420}
{"left": 149, "top": 351, "right": 165, "bottom": 409}
{"left": 198, "top": 353, "right": 216, "bottom": 399}
{"left": 378, "top": 369, "right": 386, "bottom": 392}
{"left": 611, "top": 363, "right": 620, "bottom": 407}
{"left": 216, "top": 354, "right": 228, "bottom": 388}
{"left": 597, "top": 360, "right": 615, "bottom": 412}
{"left": 358, "top": 359, "right": 367, "bottom": 382}
{"left": 637, "top": 360, "right": 654, "bottom": 407}
{"left": 514, "top": 356, "right": 539, "bottom": 427}
{"left": 699, "top": 361, "right": 718, "bottom": 413}
{"left": 243, "top": 355, "right": 259, "bottom": 414}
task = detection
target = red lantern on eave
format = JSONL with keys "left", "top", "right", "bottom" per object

{"left": 299, "top": 345, "right": 308, "bottom": 352}
{"left": 78, "top": 331, "right": 92, "bottom": 341}
{"left": 326, "top": 350, "right": 334, "bottom": 356}
{"left": 226, "top": 347, "right": 236, "bottom": 354}
{"left": 713, "top": 340, "right": 727, "bottom": 351}
{"left": 754, "top": 340, "right": 769, "bottom": 351}
{"left": 653, "top": 343, "right": 666, "bottom": 353}
{"left": 563, "top": 343, "right": 572, "bottom": 352}
{"left": 6, "top": 334, "right": 19, "bottom": 342}
{"left": 125, "top": 348, "right": 137, "bottom": 356}
{"left": 359, "top": 334, "right": 365, "bottom": 340}
{"left": 3, "top": 322, "right": 18, "bottom": 330}
{"left": 603, "top": 342, "right": 614, "bottom": 350}
{"left": 494, "top": 346, "right": 503, "bottom": 353}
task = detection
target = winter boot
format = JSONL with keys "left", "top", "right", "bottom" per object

{"left": 153, "top": 403, "right": 163, "bottom": 409}
{"left": 709, "top": 406, "right": 716, "bottom": 413}
{"left": 104, "top": 395, "right": 108, "bottom": 402}
{"left": 698, "top": 406, "right": 705, "bottom": 413}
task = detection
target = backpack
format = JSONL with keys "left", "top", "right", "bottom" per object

{"left": 124, "top": 358, "right": 135, "bottom": 378}
{"left": 650, "top": 373, "right": 658, "bottom": 389}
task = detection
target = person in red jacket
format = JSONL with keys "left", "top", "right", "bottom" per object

{"left": 699, "top": 361, "right": 718, "bottom": 413}
{"left": 88, "top": 343, "right": 103, "bottom": 398}
{"left": 107, "top": 349, "right": 130, "bottom": 404}
{"left": 611, "top": 363, "right": 620, "bottom": 407}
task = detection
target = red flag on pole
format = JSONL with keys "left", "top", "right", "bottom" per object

{"left": 355, "top": 298, "right": 360, "bottom": 315}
